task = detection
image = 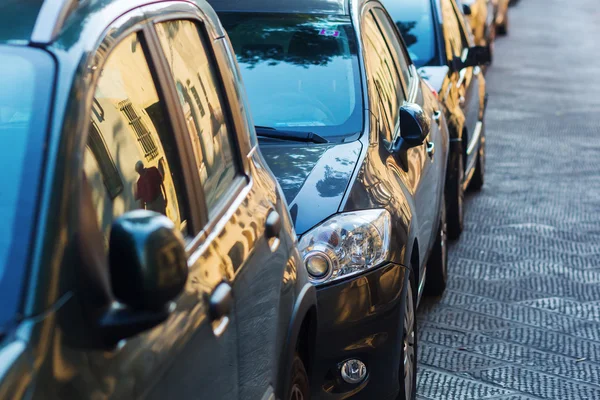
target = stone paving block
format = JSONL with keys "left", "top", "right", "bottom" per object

{"left": 417, "top": 368, "right": 512, "bottom": 400}
{"left": 463, "top": 302, "right": 587, "bottom": 336}
{"left": 487, "top": 327, "right": 600, "bottom": 363}
{"left": 420, "top": 307, "right": 513, "bottom": 332}
{"left": 473, "top": 342, "right": 600, "bottom": 386}
{"left": 447, "top": 278, "right": 546, "bottom": 303}
{"left": 510, "top": 276, "right": 598, "bottom": 302}
{"left": 450, "top": 258, "right": 531, "bottom": 281}
{"left": 470, "top": 366, "right": 600, "bottom": 400}
{"left": 418, "top": 323, "right": 494, "bottom": 348}
{"left": 420, "top": 343, "right": 502, "bottom": 373}
{"left": 509, "top": 260, "right": 600, "bottom": 284}
{"left": 521, "top": 298, "right": 600, "bottom": 322}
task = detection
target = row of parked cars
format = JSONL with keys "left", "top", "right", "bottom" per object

{"left": 0, "top": 0, "right": 516, "bottom": 399}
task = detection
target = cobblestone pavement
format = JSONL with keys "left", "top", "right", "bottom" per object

{"left": 416, "top": 0, "right": 600, "bottom": 399}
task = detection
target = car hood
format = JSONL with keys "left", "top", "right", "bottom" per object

{"left": 418, "top": 66, "right": 449, "bottom": 93}
{"left": 260, "top": 141, "right": 362, "bottom": 235}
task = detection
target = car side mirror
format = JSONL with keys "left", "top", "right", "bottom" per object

{"left": 392, "top": 103, "right": 431, "bottom": 152}
{"left": 98, "top": 210, "right": 188, "bottom": 345}
{"left": 462, "top": 4, "right": 472, "bottom": 15}
{"left": 461, "top": 46, "right": 492, "bottom": 68}
{"left": 110, "top": 210, "right": 188, "bottom": 310}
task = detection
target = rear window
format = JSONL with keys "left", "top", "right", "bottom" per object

{"left": 382, "top": 0, "right": 438, "bottom": 67}
{"left": 0, "top": 46, "right": 54, "bottom": 326}
{"left": 219, "top": 13, "right": 363, "bottom": 140}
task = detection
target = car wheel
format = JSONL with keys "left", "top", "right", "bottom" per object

{"left": 469, "top": 126, "right": 486, "bottom": 191}
{"left": 447, "top": 149, "right": 464, "bottom": 240}
{"left": 289, "top": 353, "right": 310, "bottom": 400}
{"left": 497, "top": 16, "right": 508, "bottom": 35}
{"left": 425, "top": 195, "right": 448, "bottom": 296}
{"left": 398, "top": 274, "right": 417, "bottom": 400}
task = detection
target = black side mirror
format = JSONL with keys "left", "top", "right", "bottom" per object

{"left": 462, "top": 4, "right": 472, "bottom": 15}
{"left": 392, "top": 103, "right": 431, "bottom": 152}
{"left": 461, "top": 46, "right": 492, "bottom": 69}
{"left": 99, "top": 210, "right": 188, "bottom": 345}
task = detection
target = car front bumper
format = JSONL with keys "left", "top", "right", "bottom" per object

{"left": 309, "top": 262, "right": 410, "bottom": 399}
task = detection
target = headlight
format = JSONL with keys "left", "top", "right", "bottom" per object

{"left": 298, "top": 209, "right": 391, "bottom": 285}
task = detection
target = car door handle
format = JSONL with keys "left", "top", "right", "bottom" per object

{"left": 265, "top": 210, "right": 281, "bottom": 239}
{"left": 426, "top": 141, "right": 435, "bottom": 159}
{"left": 209, "top": 282, "right": 233, "bottom": 321}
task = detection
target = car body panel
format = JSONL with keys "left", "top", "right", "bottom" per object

{"left": 311, "top": 262, "right": 409, "bottom": 399}
{"left": 261, "top": 141, "right": 363, "bottom": 235}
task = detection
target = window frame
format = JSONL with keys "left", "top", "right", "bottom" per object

{"left": 145, "top": 9, "right": 254, "bottom": 240}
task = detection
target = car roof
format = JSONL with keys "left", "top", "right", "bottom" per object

{"left": 0, "top": 0, "right": 226, "bottom": 47}
{"left": 208, "top": 0, "right": 349, "bottom": 15}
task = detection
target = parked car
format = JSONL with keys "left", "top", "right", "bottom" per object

{"left": 210, "top": 0, "right": 451, "bottom": 398}
{"left": 384, "top": 0, "right": 490, "bottom": 239}
{"left": 0, "top": 1, "right": 317, "bottom": 399}
{"left": 492, "top": 0, "right": 510, "bottom": 35}
{"left": 461, "top": 0, "right": 496, "bottom": 61}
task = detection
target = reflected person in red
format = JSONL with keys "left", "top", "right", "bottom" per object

{"left": 135, "top": 160, "right": 168, "bottom": 215}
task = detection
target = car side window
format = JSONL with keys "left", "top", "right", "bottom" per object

{"left": 450, "top": 0, "right": 472, "bottom": 52}
{"left": 440, "top": 0, "right": 464, "bottom": 61}
{"left": 84, "top": 32, "right": 190, "bottom": 248}
{"left": 372, "top": 8, "right": 413, "bottom": 89}
{"left": 362, "top": 10, "right": 405, "bottom": 137}
{"left": 155, "top": 20, "right": 240, "bottom": 217}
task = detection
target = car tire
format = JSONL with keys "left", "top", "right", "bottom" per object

{"left": 469, "top": 126, "right": 486, "bottom": 191}
{"left": 497, "top": 17, "right": 508, "bottom": 35}
{"left": 398, "top": 273, "right": 417, "bottom": 400}
{"left": 447, "top": 149, "right": 464, "bottom": 240}
{"left": 425, "top": 195, "right": 448, "bottom": 297}
{"left": 289, "top": 353, "right": 310, "bottom": 400}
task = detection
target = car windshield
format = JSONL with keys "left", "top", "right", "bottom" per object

{"left": 0, "top": 46, "right": 54, "bottom": 327}
{"left": 383, "top": 0, "right": 438, "bottom": 68}
{"left": 219, "top": 13, "right": 363, "bottom": 140}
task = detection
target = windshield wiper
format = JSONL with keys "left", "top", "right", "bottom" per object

{"left": 255, "top": 126, "right": 328, "bottom": 144}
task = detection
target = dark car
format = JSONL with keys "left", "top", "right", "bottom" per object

{"left": 0, "top": 1, "right": 317, "bottom": 399}
{"left": 210, "top": 0, "right": 451, "bottom": 398}
{"left": 383, "top": 0, "right": 490, "bottom": 238}
{"left": 492, "top": 0, "right": 510, "bottom": 35}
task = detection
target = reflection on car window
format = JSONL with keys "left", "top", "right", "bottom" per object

{"left": 84, "top": 33, "right": 189, "bottom": 247}
{"left": 219, "top": 13, "right": 363, "bottom": 139}
{"left": 441, "top": 0, "right": 465, "bottom": 60}
{"left": 362, "top": 11, "right": 405, "bottom": 136}
{"left": 156, "top": 20, "right": 238, "bottom": 216}
{"left": 372, "top": 8, "right": 412, "bottom": 88}
{"left": 382, "top": 0, "right": 438, "bottom": 67}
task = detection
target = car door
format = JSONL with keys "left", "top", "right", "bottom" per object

{"left": 442, "top": 0, "right": 482, "bottom": 171}
{"left": 77, "top": 12, "right": 239, "bottom": 400}
{"left": 148, "top": 7, "right": 292, "bottom": 399}
{"left": 370, "top": 6, "right": 443, "bottom": 267}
